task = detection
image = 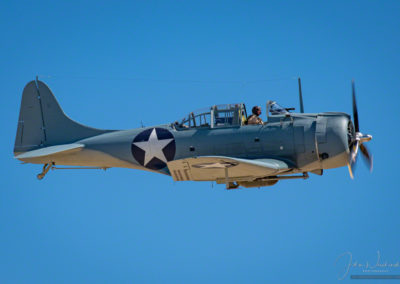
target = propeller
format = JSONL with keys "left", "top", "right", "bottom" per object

{"left": 347, "top": 81, "right": 373, "bottom": 179}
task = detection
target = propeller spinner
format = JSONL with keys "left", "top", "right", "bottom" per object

{"left": 348, "top": 81, "right": 373, "bottom": 179}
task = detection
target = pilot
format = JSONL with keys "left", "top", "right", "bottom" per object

{"left": 247, "top": 106, "right": 264, "bottom": 125}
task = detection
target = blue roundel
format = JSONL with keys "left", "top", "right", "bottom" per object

{"left": 131, "top": 128, "right": 176, "bottom": 170}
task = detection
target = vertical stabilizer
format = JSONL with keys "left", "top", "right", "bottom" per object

{"left": 14, "top": 79, "right": 113, "bottom": 154}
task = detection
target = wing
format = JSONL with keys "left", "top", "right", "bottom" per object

{"left": 167, "top": 156, "right": 291, "bottom": 182}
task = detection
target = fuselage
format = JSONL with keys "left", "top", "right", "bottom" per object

{"left": 33, "top": 112, "right": 352, "bottom": 179}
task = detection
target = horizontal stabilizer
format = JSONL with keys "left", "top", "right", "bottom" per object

{"left": 15, "top": 143, "right": 84, "bottom": 162}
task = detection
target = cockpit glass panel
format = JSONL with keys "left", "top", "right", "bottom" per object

{"left": 174, "top": 103, "right": 246, "bottom": 129}
{"left": 214, "top": 104, "right": 241, "bottom": 127}
{"left": 176, "top": 107, "right": 212, "bottom": 129}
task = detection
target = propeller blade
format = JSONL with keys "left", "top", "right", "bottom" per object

{"left": 352, "top": 80, "right": 360, "bottom": 132}
{"left": 349, "top": 140, "right": 359, "bottom": 164}
{"left": 347, "top": 163, "right": 354, "bottom": 179}
{"left": 347, "top": 81, "right": 372, "bottom": 179}
{"left": 360, "top": 144, "right": 373, "bottom": 172}
{"left": 347, "top": 161, "right": 357, "bottom": 179}
{"left": 348, "top": 140, "right": 359, "bottom": 179}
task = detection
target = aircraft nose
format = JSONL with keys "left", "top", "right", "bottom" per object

{"left": 316, "top": 114, "right": 350, "bottom": 169}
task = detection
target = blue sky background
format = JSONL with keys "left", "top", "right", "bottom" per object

{"left": 1, "top": 1, "right": 399, "bottom": 283}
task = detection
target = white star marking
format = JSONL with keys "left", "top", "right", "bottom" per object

{"left": 133, "top": 128, "right": 173, "bottom": 166}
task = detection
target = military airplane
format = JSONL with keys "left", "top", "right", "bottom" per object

{"left": 13, "top": 78, "right": 372, "bottom": 189}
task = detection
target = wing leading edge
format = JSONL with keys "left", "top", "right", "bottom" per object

{"left": 167, "top": 156, "right": 290, "bottom": 182}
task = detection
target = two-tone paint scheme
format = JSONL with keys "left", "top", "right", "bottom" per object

{"left": 14, "top": 79, "right": 372, "bottom": 189}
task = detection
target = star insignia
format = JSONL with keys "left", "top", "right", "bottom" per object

{"left": 132, "top": 128, "right": 174, "bottom": 167}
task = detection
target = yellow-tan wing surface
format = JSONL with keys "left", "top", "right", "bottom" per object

{"left": 167, "top": 156, "right": 290, "bottom": 182}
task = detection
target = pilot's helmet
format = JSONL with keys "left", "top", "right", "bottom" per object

{"left": 252, "top": 106, "right": 261, "bottom": 115}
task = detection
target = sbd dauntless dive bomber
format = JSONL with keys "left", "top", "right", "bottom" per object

{"left": 14, "top": 78, "right": 372, "bottom": 189}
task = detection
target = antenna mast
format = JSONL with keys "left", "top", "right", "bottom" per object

{"left": 298, "top": 77, "right": 304, "bottom": 113}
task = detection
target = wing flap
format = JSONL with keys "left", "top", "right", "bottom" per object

{"left": 167, "top": 156, "right": 290, "bottom": 181}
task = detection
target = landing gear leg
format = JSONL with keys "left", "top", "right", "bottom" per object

{"left": 37, "top": 163, "right": 52, "bottom": 180}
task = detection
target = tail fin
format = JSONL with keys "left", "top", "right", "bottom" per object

{"left": 14, "top": 79, "right": 113, "bottom": 155}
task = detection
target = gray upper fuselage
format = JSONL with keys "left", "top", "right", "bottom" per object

{"left": 75, "top": 112, "right": 352, "bottom": 177}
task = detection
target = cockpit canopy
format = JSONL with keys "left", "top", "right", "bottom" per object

{"left": 174, "top": 103, "right": 247, "bottom": 129}
{"left": 173, "top": 101, "right": 292, "bottom": 129}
